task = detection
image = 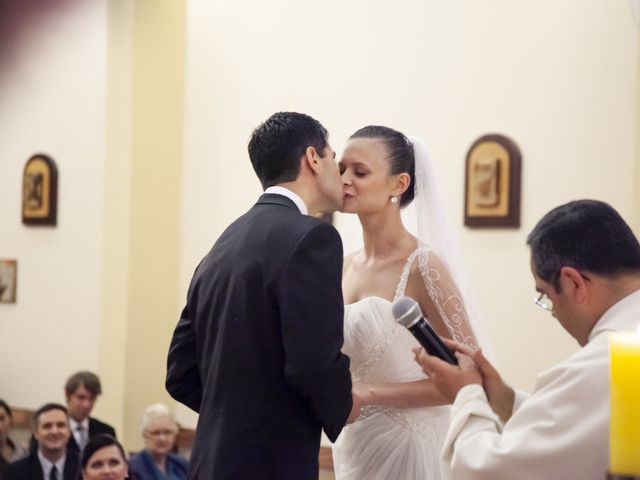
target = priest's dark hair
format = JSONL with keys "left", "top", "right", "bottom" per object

{"left": 527, "top": 199, "right": 640, "bottom": 289}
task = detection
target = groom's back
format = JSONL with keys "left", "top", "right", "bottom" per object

{"left": 184, "top": 196, "right": 347, "bottom": 480}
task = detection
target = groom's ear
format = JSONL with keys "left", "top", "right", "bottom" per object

{"left": 302, "top": 146, "right": 321, "bottom": 175}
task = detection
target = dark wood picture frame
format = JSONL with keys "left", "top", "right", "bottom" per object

{"left": 0, "top": 259, "right": 17, "bottom": 304}
{"left": 22, "top": 153, "right": 58, "bottom": 226}
{"left": 464, "top": 134, "right": 521, "bottom": 228}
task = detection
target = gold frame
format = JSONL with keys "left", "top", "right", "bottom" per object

{"left": 464, "top": 134, "right": 521, "bottom": 228}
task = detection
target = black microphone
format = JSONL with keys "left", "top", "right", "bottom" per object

{"left": 392, "top": 296, "right": 458, "bottom": 365}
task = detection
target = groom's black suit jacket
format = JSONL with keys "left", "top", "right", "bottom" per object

{"left": 166, "top": 194, "right": 353, "bottom": 480}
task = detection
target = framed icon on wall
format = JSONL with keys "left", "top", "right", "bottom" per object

{"left": 0, "top": 259, "right": 17, "bottom": 304}
{"left": 22, "top": 153, "right": 58, "bottom": 226}
{"left": 464, "top": 134, "right": 521, "bottom": 228}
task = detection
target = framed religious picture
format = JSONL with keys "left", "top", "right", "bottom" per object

{"left": 22, "top": 153, "right": 58, "bottom": 226}
{"left": 0, "top": 259, "right": 17, "bottom": 304}
{"left": 464, "top": 134, "right": 521, "bottom": 228}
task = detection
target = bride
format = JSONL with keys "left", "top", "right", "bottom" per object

{"left": 332, "top": 126, "right": 487, "bottom": 479}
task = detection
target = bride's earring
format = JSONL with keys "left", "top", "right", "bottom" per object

{"left": 390, "top": 196, "right": 399, "bottom": 204}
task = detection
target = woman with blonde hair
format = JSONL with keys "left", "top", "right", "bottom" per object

{"left": 129, "top": 404, "right": 188, "bottom": 480}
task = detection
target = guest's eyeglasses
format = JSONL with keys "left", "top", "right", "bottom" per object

{"left": 145, "top": 429, "right": 176, "bottom": 438}
{"left": 534, "top": 292, "right": 553, "bottom": 312}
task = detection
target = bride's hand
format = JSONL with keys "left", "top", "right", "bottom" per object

{"left": 347, "top": 388, "right": 364, "bottom": 424}
{"left": 351, "top": 382, "right": 374, "bottom": 406}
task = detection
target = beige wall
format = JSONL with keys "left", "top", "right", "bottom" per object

{"left": 0, "top": 0, "right": 186, "bottom": 451}
{"left": 99, "top": 0, "right": 134, "bottom": 441}
{"left": 180, "top": 0, "right": 640, "bottom": 402}
{"left": 102, "top": 0, "right": 187, "bottom": 450}
{"left": 0, "top": 0, "right": 639, "bottom": 452}
{"left": 0, "top": 0, "right": 107, "bottom": 407}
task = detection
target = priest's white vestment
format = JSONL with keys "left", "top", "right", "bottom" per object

{"left": 441, "top": 289, "right": 640, "bottom": 480}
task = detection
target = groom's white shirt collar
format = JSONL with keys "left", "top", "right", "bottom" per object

{"left": 264, "top": 186, "right": 308, "bottom": 215}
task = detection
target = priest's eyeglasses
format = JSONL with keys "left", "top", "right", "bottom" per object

{"left": 534, "top": 292, "right": 553, "bottom": 311}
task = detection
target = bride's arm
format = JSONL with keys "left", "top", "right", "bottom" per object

{"left": 354, "top": 378, "right": 449, "bottom": 408}
{"left": 351, "top": 250, "right": 480, "bottom": 410}
{"left": 405, "top": 250, "right": 479, "bottom": 349}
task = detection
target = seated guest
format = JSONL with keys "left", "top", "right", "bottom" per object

{"left": 64, "top": 371, "right": 116, "bottom": 454}
{"left": 129, "top": 404, "right": 188, "bottom": 480}
{"left": 77, "top": 434, "right": 128, "bottom": 480}
{"left": 0, "top": 399, "right": 28, "bottom": 473}
{"left": 3, "top": 403, "right": 78, "bottom": 480}
{"left": 415, "top": 200, "right": 640, "bottom": 480}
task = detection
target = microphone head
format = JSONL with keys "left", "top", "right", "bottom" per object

{"left": 392, "top": 296, "right": 423, "bottom": 328}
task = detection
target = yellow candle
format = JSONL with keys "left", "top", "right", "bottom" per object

{"left": 610, "top": 329, "right": 640, "bottom": 475}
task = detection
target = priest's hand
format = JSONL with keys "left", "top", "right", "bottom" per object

{"left": 413, "top": 347, "right": 481, "bottom": 403}
{"left": 472, "top": 347, "right": 515, "bottom": 423}
{"left": 438, "top": 339, "right": 516, "bottom": 422}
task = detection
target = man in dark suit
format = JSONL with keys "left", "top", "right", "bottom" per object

{"left": 63, "top": 371, "right": 116, "bottom": 455}
{"left": 166, "top": 112, "right": 359, "bottom": 479}
{"left": 3, "top": 404, "right": 78, "bottom": 480}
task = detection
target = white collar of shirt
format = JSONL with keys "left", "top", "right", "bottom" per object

{"left": 589, "top": 288, "right": 640, "bottom": 342}
{"left": 38, "top": 450, "right": 66, "bottom": 479}
{"left": 69, "top": 417, "right": 89, "bottom": 443}
{"left": 264, "top": 186, "right": 308, "bottom": 215}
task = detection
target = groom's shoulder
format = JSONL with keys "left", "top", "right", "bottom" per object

{"left": 265, "top": 212, "right": 342, "bottom": 251}
{"left": 293, "top": 213, "right": 339, "bottom": 236}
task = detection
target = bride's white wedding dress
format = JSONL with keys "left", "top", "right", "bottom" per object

{"left": 332, "top": 243, "right": 477, "bottom": 480}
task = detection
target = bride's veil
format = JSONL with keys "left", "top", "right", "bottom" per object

{"left": 403, "top": 136, "right": 494, "bottom": 358}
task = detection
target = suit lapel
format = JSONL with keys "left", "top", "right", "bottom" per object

{"left": 63, "top": 451, "right": 79, "bottom": 480}
{"left": 28, "top": 455, "right": 45, "bottom": 480}
{"left": 67, "top": 434, "right": 79, "bottom": 454}
{"left": 87, "top": 417, "right": 95, "bottom": 436}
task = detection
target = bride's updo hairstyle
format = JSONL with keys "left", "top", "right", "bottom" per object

{"left": 349, "top": 126, "right": 415, "bottom": 207}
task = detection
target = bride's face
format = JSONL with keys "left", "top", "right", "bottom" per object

{"left": 339, "top": 138, "right": 398, "bottom": 214}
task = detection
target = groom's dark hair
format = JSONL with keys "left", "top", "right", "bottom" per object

{"left": 248, "top": 112, "right": 329, "bottom": 189}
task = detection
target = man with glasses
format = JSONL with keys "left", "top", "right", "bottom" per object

{"left": 415, "top": 199, "right": 640, "bottom": 480}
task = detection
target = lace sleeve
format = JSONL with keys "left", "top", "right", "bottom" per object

{"left": 416, "top": 245, "right": 479, "bottom": 350}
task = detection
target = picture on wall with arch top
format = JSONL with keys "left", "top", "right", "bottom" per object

{"left": 464, "top": 134, "right": 521, "bottom": 228}
{"left": 22, "top": 153, "right": 58, "bottom": 226}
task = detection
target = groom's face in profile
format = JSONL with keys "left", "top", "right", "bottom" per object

{"left": 316, "top": 144, "right": 344, "bottom": 213}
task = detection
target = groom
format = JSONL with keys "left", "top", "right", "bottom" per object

{"left": 166, "top": 112, "right": 357, "bottom": 479}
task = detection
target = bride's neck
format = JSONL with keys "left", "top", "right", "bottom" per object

{"left": 359, "top": 211, "right": 413, "bottom": 258}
